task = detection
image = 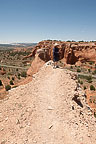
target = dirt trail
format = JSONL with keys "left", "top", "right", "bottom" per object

{"left": 32, "top": 66, "right": 74, "bottom": 144}
{"left": 0, "top": 62, "right": 96, "bottom": 144}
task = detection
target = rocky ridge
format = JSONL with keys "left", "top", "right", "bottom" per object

{"left": 0, "top": 61, "right": 96, "bottom": 144}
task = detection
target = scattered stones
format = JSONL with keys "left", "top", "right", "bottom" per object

{"left": 1, "top": 128, "right": 4, "bottom": 131}
{"left": 33, "top": 140, "right": 37, "bottom": 143}
{"left": 16, "top": 119, "right": 20, "bottom": 125}
{"left": 19, "top": 125, "right": 24, "bottom": 129}
{"left": 87, "top": 133, "right": 90, "bottom": 137}
{"left": 49, "top": 125, "right": 53, "bottom": 129}
{"left": 5, "top": 117, "right": 8, "bottom": 121}
{"left": 1, "top": 140, "right": 6, "bottom": 144}
{"left": 47, "top": 106, "right": 54, "bottom": 110}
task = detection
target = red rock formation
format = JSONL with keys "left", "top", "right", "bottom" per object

{"left": 86, "top": 90, "right": 96, "bottom": 110}
{"left": 26, "top": 40, "right": 96, "bottom": 76}
{"left": 27, "top": 52, "right": 45, "bottom": 76}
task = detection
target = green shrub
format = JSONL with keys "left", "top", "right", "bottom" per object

{"left": 70, "top": 66, "right": 73, "bottom": 69}
{"left": 80, "top": 81, "right": 83, "bottom": 85}
{"left": 0, "top": 80, "right": 3, "bottom": 86}
{"left": 84, "top": 86, "right": 86, "bottom": 90}
{"left": 78, "top": 40, "right": 84, "bottom": 42}
{"left": 67, "top": 40, "right": 71, "bottom": 42}
{"left": 93, "top": 99, "right": 96, "bottom": 104}
{"left": 5, "top": 85, "right": 11, "bottom": 91}
{"left": 94, "top": 112, "right": 96, "bottom": 118}
{"left": 88, "top": 79, "right": 92, "bottom": 83}
{"left": 94, "top": 70, "right": 96, "bottom": 74}
{"left": 77, "top": 68, "right": 81, "bottom": 73}
{"left": 3, "top": 68, "right": 5, "bottom": 71}
{"left": 88, "top": 69, "right": 91, "bottom": 73}
{"left": 21, "top": 71, "right": 27, "bottom": 78}
{"left": 10, "top": 80, "right": 14, "bottom": 85}
{"left": 12, "top": 77, "right": 15, "bottom": 81}
{"left": 16, "top": 68, "right": 18, "bottom": 71}
{"left": 18, "top": 76, "right": 21, "bottom": 79}
{"left": 12, "top": 85, "right": 17, "bottom": 88}
{"left": 78, "top": 74, "right": 92, "bottom": 80}
{"left": 92, "top": 70, "right": 96, "bottom": 75}
{"left": 89, "top": 61, "right": 94, "bottom": 65}
{"left": 78, "top": 79, "right": 81, "bottom": 83}
{"left": 87, "top": 75, "right": 92, "bottom": 80}
{"left": 8, "top": 72, "right": 13, "bottom": 75}
{"left": 18, "top": 73, "right": 21, "bottom": 76}
{"left": 7, "top": 76, "right": 10, "bottom": 79}
{"left": 89, "top": 99, "right": 92, "bottom": 103}
{"left": 95, "top": 64, "right": 96, "bottom": 69}
{"left": 78, "top": 79, "right": 83, "bottom": 85}
{"left": 90, "top": 85, "right": 95, "bottom": 91}
{"left": 86, "top": 75, "right": 92, "bottom": 83}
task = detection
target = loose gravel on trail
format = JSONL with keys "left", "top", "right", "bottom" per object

{"left": 0, "top": 63, "right": 96, "bottom": 144}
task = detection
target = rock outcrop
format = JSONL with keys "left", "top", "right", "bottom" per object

{"left": 27, "top": 53, "right": 45, "bottom": 76}
{"left": 27, "top": 40, "right": 96, "bottom": 76}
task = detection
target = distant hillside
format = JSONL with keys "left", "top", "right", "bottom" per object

{"left": 0, "top": 43, "right": 37, "bottom": 50}
{"left": 11, "top": 43, "right": 37, "bottom": 47}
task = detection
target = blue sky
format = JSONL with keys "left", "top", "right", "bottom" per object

{"left": 0, "top": 0, "right": 96, "bottom": 43}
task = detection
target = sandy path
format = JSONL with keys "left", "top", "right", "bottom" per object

{"left": 0, "top": 63, "right": 96, "bottom": 144}
{"left": 31, "top": 66, "right": 75, "bottom": 144}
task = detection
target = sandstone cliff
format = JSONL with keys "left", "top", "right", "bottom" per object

{"left": 27, "top": 40, "right": 96, "bottom": 76}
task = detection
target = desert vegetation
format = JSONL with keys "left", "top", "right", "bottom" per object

{"left": 0, "top": 44, "right": 35, "bottom": 98}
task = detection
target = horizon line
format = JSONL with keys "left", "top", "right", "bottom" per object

{"left": 0, "top": 40, "right": 96, "bottom": 45}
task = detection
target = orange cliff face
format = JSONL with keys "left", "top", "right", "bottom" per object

{"left": 26, "top": 40, "right": 96, "bottom": 76}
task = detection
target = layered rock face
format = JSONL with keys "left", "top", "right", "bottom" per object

{"left": 27, "top": 40, "right": 96, "bottom": 75}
